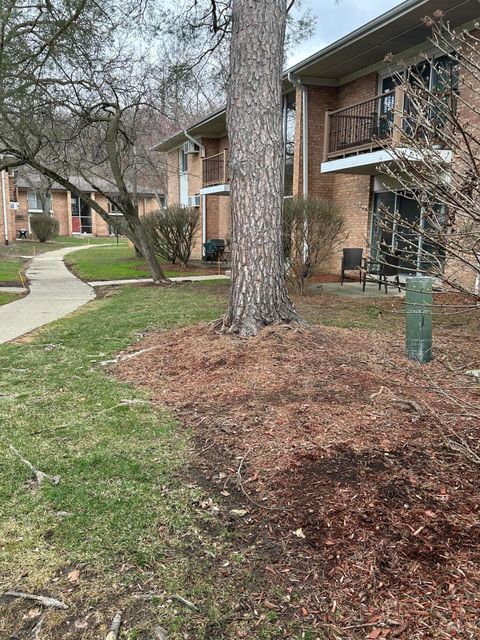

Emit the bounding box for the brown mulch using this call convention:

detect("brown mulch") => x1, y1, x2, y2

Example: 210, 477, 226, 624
115, 321, 480, 639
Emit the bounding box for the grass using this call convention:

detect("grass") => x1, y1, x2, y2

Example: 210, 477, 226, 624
0, 292, 21, 306
0, 284, 232, 635
0, 235, 124, 259
65, 244, 208, 281
0, 257, 25, 285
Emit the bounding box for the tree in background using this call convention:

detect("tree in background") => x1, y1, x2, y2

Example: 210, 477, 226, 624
144, 205, 199, 266
284, 197, 346, 294
378, 15, 480, 300
17, 168, 54, 217
0, 0, 179, 284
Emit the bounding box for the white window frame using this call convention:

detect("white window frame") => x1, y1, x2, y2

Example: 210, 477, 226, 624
27, 190, 52, 213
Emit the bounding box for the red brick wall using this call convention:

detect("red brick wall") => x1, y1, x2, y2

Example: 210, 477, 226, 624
0, 171, 17, 243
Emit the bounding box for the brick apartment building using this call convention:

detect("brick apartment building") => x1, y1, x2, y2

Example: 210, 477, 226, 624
0, 169, 17, 245
0, 171, 162, 244
155, 0, 479, 285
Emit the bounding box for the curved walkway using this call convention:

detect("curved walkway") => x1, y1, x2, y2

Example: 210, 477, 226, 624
0, 246, 95, 344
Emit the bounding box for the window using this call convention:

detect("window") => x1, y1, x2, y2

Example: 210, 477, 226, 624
180, 146, 188, 174
380, 53, 460, 136
27, 190, 51, 212
108, 200, 122, 214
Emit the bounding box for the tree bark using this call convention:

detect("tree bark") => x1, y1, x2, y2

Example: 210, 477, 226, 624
126, 205, 169, 284
224, 0, 301, 336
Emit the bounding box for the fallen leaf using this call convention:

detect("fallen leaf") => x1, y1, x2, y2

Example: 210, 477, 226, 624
367, 629, 382, 640
67, 569, 80, 583
229, 509, 248, 517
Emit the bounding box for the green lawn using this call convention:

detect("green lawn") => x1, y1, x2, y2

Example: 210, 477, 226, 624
0, 284, 237, 637
0, 257, 26, 285
65, 244, 208, 281
0, 235, 124, 259
0, 291, 21, 306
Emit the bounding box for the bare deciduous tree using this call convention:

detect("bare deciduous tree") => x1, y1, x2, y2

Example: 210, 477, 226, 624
284, 197, 346, 294
0, 0, 171, 283
377, 16, 480, 301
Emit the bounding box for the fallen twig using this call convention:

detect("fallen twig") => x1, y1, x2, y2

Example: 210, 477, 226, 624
445, 435, 480, 465
4, 591, 68, 610
105, 612, 122, 640
8, 445, 60, 486
235, 449, 291, 513
153, 625, 168, 640
169, 594, 198, 611
29, 613, 46, 639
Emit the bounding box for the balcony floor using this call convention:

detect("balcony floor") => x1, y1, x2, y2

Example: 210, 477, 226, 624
321, 147, 453, 175
200, 183, 230, 195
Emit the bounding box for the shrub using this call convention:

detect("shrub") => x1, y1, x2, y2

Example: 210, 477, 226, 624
144, 205, 199, 266
283, 196, 346, 293
30, 213, 59, 243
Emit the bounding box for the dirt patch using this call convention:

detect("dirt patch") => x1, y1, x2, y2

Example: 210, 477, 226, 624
115, 321, 480, 638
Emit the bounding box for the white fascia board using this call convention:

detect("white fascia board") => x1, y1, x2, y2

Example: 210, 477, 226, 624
321, 150, 393, 174
321, 148, 452, 174
200, 184, 230, 195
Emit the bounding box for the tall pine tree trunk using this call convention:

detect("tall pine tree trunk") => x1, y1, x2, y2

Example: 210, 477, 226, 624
223, 0, 300, 337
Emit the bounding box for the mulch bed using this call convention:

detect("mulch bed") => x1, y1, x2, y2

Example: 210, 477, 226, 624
115, 320, 480, 639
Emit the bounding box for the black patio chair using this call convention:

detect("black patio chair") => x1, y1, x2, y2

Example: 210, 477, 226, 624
362, 248, 401, 294
341, 248, 363, 285
203, 238, 225, 262
378, 249, 402, 295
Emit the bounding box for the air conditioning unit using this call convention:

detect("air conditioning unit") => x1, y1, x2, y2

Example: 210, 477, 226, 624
184, 140, 200, 154
9, 201, 19, 210
188, 194, 201, 208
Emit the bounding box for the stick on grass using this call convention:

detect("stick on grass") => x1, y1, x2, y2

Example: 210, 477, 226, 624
105, 612, 122, 640
8, 445, 60, 486
4, 591, 68, 610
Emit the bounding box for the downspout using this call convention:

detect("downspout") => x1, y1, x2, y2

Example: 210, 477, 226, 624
1, 170, 9, 245
201, 194, 207, 257
184, 130, 207, 257
287, 73, 309, 262
287, 72, 308, 197
184, 130, 205, 158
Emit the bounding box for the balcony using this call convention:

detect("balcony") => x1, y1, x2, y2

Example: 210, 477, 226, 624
324, 86, 406, 162
202, 150, 229, 188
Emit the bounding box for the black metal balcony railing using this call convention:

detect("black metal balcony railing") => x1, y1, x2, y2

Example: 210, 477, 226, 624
202, 150, 229, 187
325, 87, 405, 159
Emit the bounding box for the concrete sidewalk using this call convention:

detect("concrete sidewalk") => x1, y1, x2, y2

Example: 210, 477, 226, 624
87, 275, 230, 287
0, 247, 95, 344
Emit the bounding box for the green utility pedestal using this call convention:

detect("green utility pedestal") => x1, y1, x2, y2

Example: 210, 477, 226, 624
405, 276, 433, 363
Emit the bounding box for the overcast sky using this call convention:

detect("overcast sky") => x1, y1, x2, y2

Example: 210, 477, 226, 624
288, 0, 406, 66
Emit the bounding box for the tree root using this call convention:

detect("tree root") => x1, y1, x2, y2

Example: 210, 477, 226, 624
8, 445, 60, 486
29, 613, 46, 639
4, 591, 68, 609
105, 612, 122, 640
